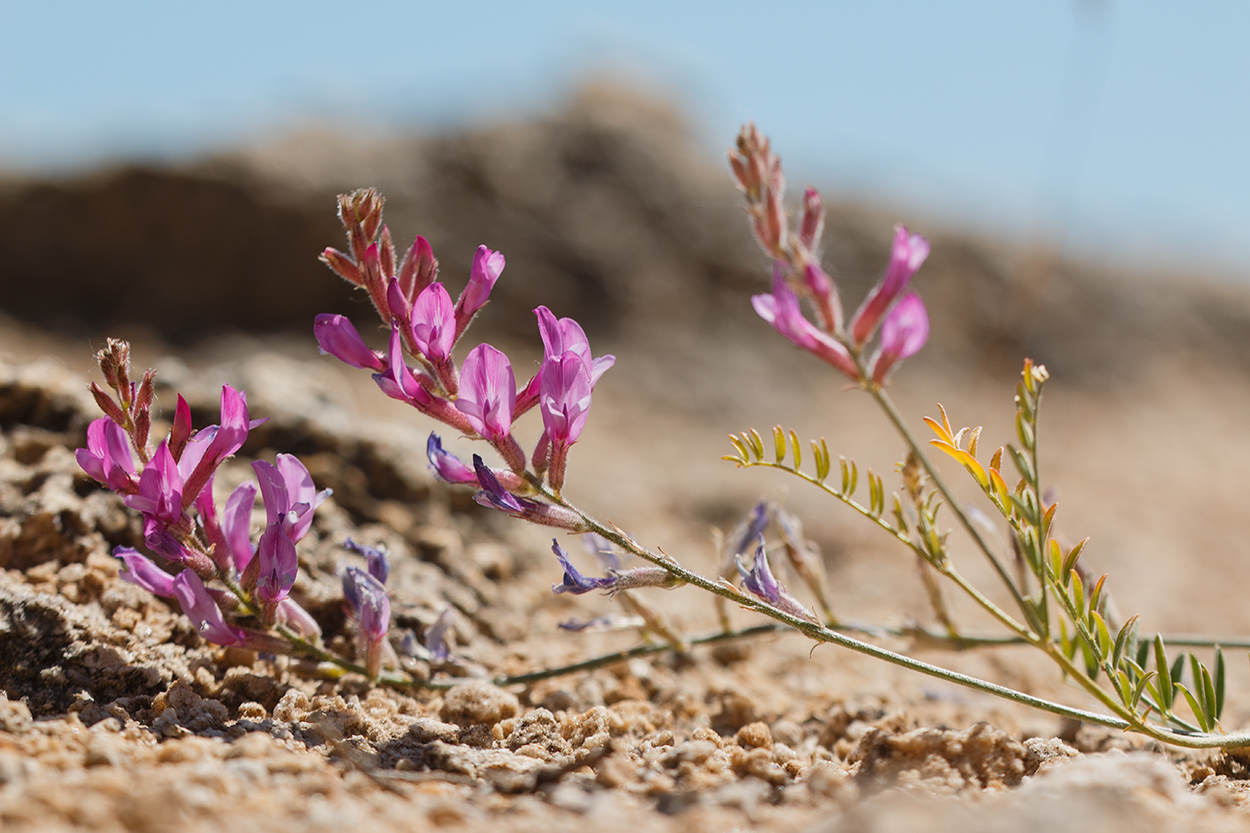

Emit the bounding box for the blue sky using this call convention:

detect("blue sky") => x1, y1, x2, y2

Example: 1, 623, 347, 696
2, 1, 1247, 275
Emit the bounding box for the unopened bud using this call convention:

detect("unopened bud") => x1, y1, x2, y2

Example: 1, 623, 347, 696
379, 224, 396, 281
798, 187, 824, 253
90, 382, 127, 426
320, 247, 363, 286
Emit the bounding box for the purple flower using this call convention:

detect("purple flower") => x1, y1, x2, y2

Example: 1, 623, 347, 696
341, 565, 390, 644
471, 455, 587, 530
114, 547, 175, 597
870, 290, 930, 384
315, 314, 383, 370
557, 615, 645, 633
171, 570, 246, 646
423, 607, 454, 662
728, 501, 770, 559
848, 225, 929, 345
455, 343, 516, 442
252, 454, 329, 544
344, 538, 390, 585
583, 532, 625, 571
374, 326, 433, 406
77, 417, 136, 492
426, 433, 478, 485
737, 538, 816, 621
221, 481, 258, 571
454, 245, 505, 339
180, 385, 254, 509
752, 266, 860, 380
411, 283, 457, 365
124, 440, 183, 525
551, 539, 615, 595
253, 524, 298, 606
142, 516, 194, 564
738, 537, 781, 603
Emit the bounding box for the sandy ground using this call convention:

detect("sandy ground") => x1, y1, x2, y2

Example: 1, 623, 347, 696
6, 87, 1250, 831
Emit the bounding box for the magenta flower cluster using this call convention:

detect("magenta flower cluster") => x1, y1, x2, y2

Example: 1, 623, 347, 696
76, 342, 332, 648
315, 189, 611, 512
730, 128, 931, 386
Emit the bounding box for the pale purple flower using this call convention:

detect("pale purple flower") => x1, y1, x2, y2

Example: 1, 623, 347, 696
276, 597, 321, 638
728, 501, 770, 559
423, 607, 454, 662
551, 540, 615, 595
124, 440, 183, 525
344, 538, 390, 585
738, 537, 781, 603
455, 343, 516, 442
171, 570, 247, 646
870, 290, 930, 384
454, 245, 505, 339
738, 538, 816, 621
114, 547, 175, 597
558, 615, 645, 633
253, 524, 299, 606
76, 417, 136, 492
848, 225, 929, 345
341, 565, 390, 644
583, 532, 625, 571
752, 266, 860, 380
314, 314, 383, 370
411, 282, 456, 364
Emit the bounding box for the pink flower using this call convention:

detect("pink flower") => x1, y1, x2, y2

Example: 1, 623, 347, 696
124, 440, 183, 525
518, 306, 614, 415
252, 454, 329, 544
534, 306, 615, 385
410, 283, 456, 365
454, 246, 505, 340
539, 351, 593, 492
171, 570, 246, 646
752, 267, 860, 381
179, 385, 254, 509
848, 226, 929, 345
114, 547, 175, 597
455, 344, 516, 442
76, 418, 136, 492
253, 523, 299, 606
221, 481, 258, 571
314, 314, 383, 370
540, 352, 593, 447
870, 290, 929, 384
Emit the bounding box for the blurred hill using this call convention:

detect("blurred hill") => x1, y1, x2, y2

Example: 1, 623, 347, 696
2, 83, 1249, 385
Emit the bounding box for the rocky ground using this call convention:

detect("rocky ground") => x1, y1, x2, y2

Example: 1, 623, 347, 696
5, 86, 1250, 831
